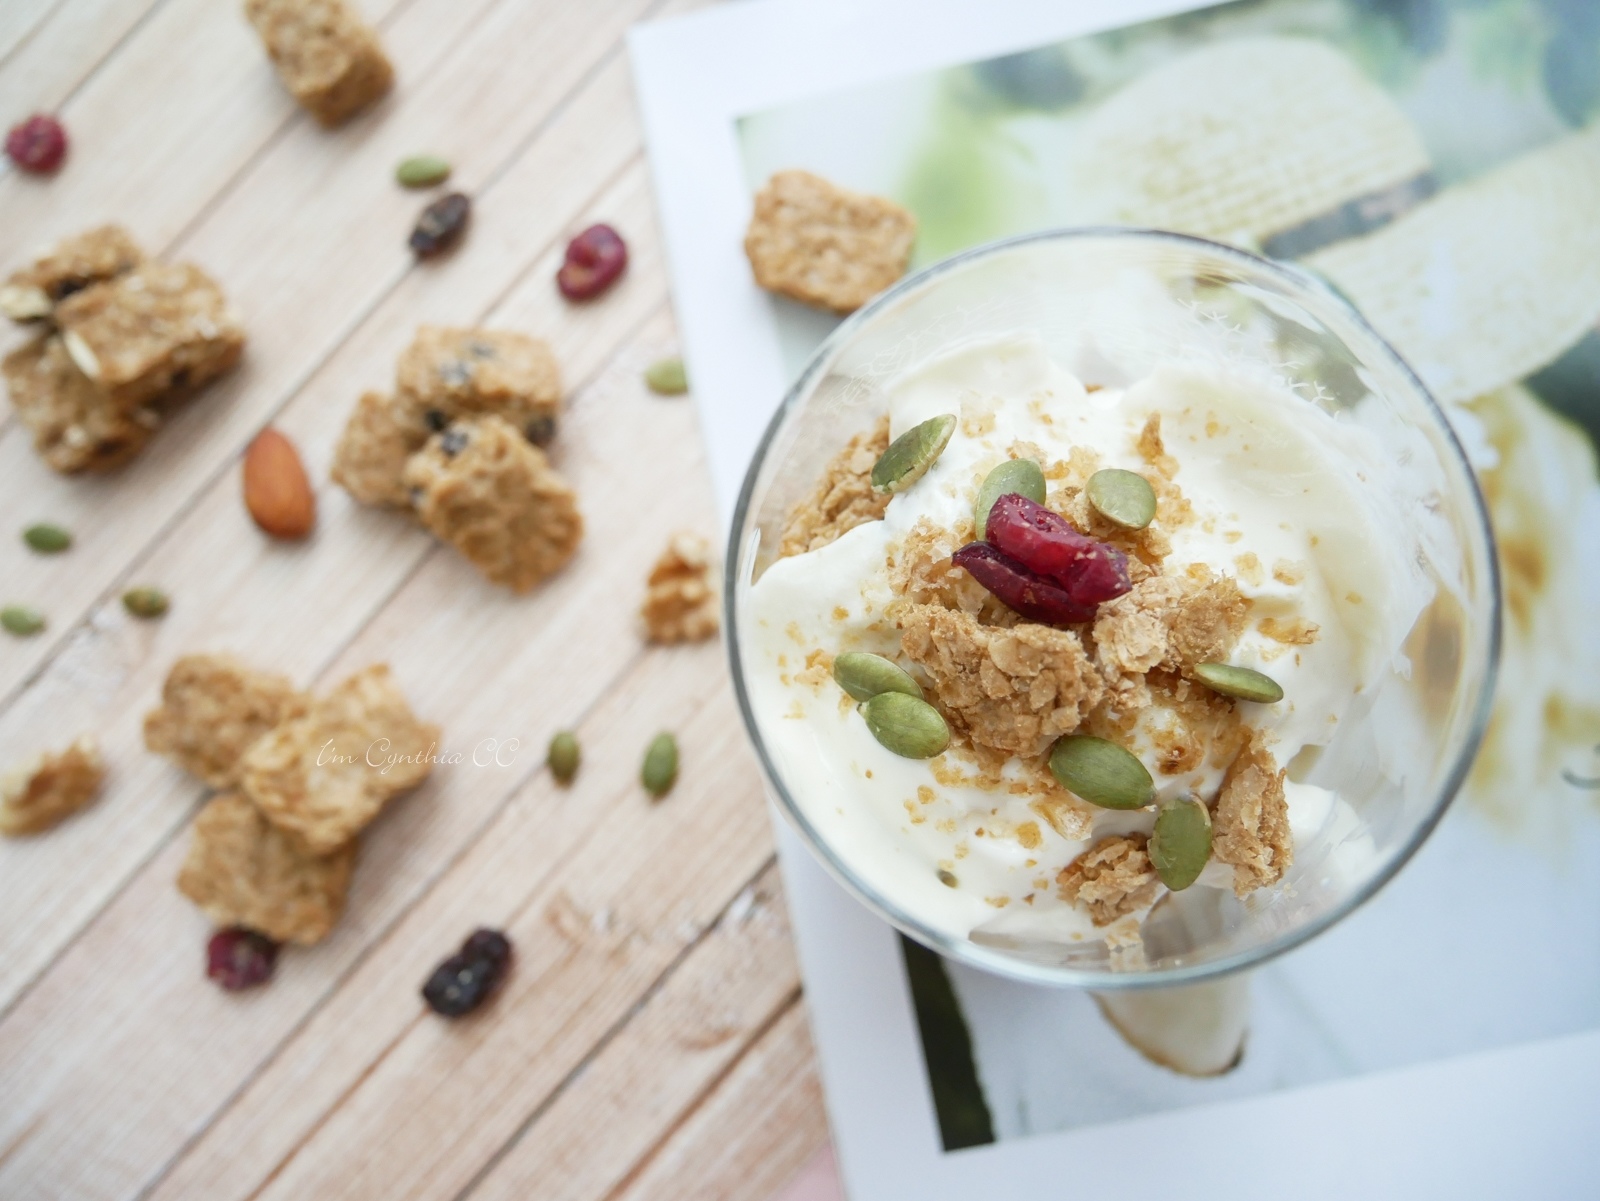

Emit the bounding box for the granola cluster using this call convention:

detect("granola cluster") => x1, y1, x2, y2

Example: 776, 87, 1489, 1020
640, 532, 720, 645
244, 0, 394, 127
1057, 834, 1162, 926
778, 416, 892, 557
0, 737, 106, 837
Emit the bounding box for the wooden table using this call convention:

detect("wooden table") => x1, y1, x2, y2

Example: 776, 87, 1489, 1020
0, 1, 836, 1196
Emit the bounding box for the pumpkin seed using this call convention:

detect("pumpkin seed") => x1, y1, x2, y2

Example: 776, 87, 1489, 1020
22, 523, 71, 553
396, 154, 451, 187
862, 692, 950, 759
548, 730, 580, 784
641, 732, 678, 798
1085, 468, 1157, 530
832, 652, 922, 703
1047, 735, 1154, 809
1193, 662, 1284, 704
644, 357, 687, 395
1149, 795, 1213, 891
1, 605, 45, 636
122, 587, 169, 618
870, 414, 956, 495
973, 458, 1046, 540
937, 869, 959, 889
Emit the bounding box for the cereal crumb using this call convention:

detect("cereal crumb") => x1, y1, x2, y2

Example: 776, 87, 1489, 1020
144, 654, 310, 789
642, 532, 719, 644
1259, 616, 1320, 645
0, 736, 104, 836
1058, 834, 1161, 926
779, 416, 891, 557
1212, 734, 1292, 895
1272, 560, 1306, 586
177, 791, 355, 944
744, 170, 916, 313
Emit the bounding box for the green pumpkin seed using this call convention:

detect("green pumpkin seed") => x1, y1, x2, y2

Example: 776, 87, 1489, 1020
1047, 735, 1154, 810
548, 730, 580, 784
870, 414, 956, 495
1149, 795, 1213, 891
832, 652, 922, 703
1, 605, 45, 636
937, 869, 959, 889
1085, 468, 1157, 530
1193, 662, 1284, 704
644, 356, 688, 395
22, 523, 71, 553
122, 587, 169, 618
642, 732, 678, 798
863, 692, 950, 759
396, 154, 452, 187
973, 458, 1046, 539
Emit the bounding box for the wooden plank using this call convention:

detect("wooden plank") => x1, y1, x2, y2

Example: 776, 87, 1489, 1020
607, 1000, 830, 1201
0, 0, 169, 120
0, 0, 665, 694
0, 131, 667, 1018
0, 0, 63, 68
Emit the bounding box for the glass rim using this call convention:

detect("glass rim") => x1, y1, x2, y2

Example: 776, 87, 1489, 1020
723, 225, 1503, 991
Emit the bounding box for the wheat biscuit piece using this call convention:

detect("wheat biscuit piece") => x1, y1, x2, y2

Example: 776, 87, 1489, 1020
1093, 567, 1249, 680
331, 390, 415, 507
0, 225, 146, 322
642, 532, 719, 644
1058, 834, 1162, 926
178, 791, 355, 944
244, 0, 394, 127
897, 603, 1105, 757
394, 326, 562, 446
0, 737, 105, 837
54, 261, 245, 412
144, 654, 310, 789
3, 335, 159, 473
1211, 733, 1292, 896
779, 416, 892, 557
745, 170, 917, 313
404, 414, 583, 592
239, 664, 439, 854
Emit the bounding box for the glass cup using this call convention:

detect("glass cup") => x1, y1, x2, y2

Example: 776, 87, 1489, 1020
726, 228, 1500, 990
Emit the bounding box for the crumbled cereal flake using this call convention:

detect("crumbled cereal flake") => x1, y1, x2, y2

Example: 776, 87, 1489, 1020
1092, 568, 1248, 681
1211, 734, 1292, 895
779, 416, 892, 557
0, 737, 104, 836
1259, 616, 1321, 645
1057, 834, 1161, 926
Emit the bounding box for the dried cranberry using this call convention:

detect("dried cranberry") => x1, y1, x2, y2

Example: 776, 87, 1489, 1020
6, 114, 67, 173
422, 927, 513, 1017
985, 493, 1131, 605
557, 224, 627, 300
410, 192, 471, 258
207, 927, 278, 991
952, 542, 1098, 626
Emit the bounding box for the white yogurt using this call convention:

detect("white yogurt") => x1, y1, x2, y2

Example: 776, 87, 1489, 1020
746, 334, 1424, 945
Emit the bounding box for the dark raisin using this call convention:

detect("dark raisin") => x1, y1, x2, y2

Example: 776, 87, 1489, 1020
207, 927, 278, 991
439, 428, 469, 456
951, 541, 1098, 626
409, 192, 471, 258
557, 223, 627, 301
424, 408, 448, 432
984, 492, 1131, 605
422, 927, 513, 1017
524, 415, 556, 446
50, 276, 88, 301
6, 114, 67, 173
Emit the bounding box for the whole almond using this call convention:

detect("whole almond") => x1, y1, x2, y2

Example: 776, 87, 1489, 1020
243, 429, 315, 539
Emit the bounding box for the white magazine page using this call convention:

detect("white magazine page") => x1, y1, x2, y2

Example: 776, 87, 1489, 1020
629, 1, 1600, 1196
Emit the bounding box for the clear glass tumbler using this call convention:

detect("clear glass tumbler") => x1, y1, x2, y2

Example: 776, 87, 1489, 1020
726, 228, 1500, 990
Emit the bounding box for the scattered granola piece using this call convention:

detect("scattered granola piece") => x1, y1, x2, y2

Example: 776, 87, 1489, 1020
897, 603, 1105, 756
2, 336, 158, 473
394, 326, 561, 447
54, 261, 245, 412
641, 532, 719, 644
239, 664, 438, 853
779, 416, 892, 557
244, 0, 395, 127
1259, 615, 1321, 645
331, 391, 415, 507
144, 654, 310, 790
1211, 734, 1292, 896
1092, 568, 1248, 680
404, 415, 583, 592
1057, 834, 1161, 926
178, 791, 356, 945
744, 170, 916, 313
1, 225, 144, 321
0, 736, 104, 836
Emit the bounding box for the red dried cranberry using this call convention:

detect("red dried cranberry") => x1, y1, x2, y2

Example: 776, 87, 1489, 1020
6, 114, 67, 173
985, 492, 1131, 605
557, 223, 627, 300
952, 542, 1098, 626
410, 192, 471, 258
422, 927, 513, 1017
207, 927, 278, 991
